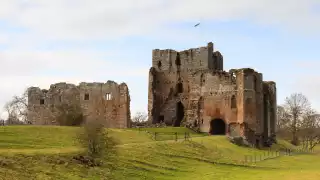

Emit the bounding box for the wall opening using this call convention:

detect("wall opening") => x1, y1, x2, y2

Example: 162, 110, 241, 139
157, 61, 162, 69
84, 93, 89, 100
104, 93, 112, 100
231, 95, 236, 109
176, 83, 183, 93
59, 96, 62, 102
40, 99, 44, 105
175, 53, 181, 66
200, 73, 205, 86
174, 101, 184, 127
158, 115, 164, 123
209, 118, 226, 135
254, 76, 257, 91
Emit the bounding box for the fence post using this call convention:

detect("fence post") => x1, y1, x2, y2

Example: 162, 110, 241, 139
154, 132, 157, 141
175, 132, 178, 141
184, 132, 186, 141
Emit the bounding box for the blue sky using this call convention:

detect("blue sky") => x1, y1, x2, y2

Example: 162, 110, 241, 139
0, 0, 320, 118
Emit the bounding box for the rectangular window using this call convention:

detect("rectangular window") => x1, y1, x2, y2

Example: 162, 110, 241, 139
84, 93, 89, 100
104, 93, 112, 100
40, 99, 44, 104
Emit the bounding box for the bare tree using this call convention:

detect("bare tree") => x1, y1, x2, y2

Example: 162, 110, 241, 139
131, 111, 148, 126
3, 89, 29, 124
276, 105, 291, 130
4, 100, 23, 125
283, 93, 311, 145
299, 110, 320, 150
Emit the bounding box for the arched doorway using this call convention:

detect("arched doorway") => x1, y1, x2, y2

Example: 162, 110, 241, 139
209, 118, 226, 135
174, 101, 184, 127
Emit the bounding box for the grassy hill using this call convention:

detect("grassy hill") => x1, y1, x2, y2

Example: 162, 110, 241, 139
0, 126, 319, 180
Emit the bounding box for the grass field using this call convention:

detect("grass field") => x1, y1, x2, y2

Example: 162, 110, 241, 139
0, 126, 319, 180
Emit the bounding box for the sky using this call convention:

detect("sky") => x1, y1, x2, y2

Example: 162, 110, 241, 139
0, 0, 320, 119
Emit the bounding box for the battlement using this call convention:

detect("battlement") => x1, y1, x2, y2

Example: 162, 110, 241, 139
78, 80, 119, 87
152, 42, 222, 71
152, 42, 213, 55
28, 81, 129, 103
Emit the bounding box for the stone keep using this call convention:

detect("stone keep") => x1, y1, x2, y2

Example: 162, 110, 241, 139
148, 42, 277, 146
27, 81, 131, 128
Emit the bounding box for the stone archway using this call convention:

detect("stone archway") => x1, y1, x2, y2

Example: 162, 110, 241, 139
209, 118, 226, 135
174, 101, 184, 127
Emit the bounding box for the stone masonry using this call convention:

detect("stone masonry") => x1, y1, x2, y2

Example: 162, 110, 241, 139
27, 81, 131, 128
148, 42, 277, 146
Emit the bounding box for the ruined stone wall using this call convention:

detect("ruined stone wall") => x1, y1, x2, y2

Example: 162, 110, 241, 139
189, 70, 237, 133
148, 42, 225, 124
28, 81, 131, 128
151, 42, 223, 72
28, 83, 80, 125
262, 81, 277, 139
148, 42, 277, 146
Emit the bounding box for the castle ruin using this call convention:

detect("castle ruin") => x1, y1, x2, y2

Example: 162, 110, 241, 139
148, 42, 277, 146
27, 81, 131, 128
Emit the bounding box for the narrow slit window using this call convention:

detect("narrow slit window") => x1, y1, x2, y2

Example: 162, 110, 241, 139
177, 83, 183, 93
84, 93, 89, 100
231, 95, 236, 109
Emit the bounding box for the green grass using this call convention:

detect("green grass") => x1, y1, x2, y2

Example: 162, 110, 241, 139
0, 126, 319, 180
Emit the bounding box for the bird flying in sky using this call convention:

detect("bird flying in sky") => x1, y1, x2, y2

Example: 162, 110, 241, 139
194, 23, 200, 27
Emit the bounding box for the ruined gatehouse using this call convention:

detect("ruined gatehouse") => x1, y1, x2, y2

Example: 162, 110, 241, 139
148, 42, 277, 145
27, 81, 131, 128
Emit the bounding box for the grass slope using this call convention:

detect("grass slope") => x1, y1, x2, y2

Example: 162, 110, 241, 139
0, 126, 319, 180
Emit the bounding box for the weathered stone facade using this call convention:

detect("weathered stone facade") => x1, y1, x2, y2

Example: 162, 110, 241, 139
28, 81, 131, 128
148, 42, 277, 145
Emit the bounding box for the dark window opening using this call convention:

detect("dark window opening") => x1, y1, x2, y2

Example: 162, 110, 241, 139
40, 99, 44, 105
174, 101, 184, 127
209, 118, 226, 135
157, 61, 162, 69
200, 74, 205, 86
59, 96, 62, 102
198, 96, 204, 110
159, 115, 164, 123
176, 83, 183, 93
84, 93, 89, 100
194, 120, 197, 127
201, 119, 204, 124
254, 76, 257, 91
231, 95, 237, 109
175, 53, 181, 66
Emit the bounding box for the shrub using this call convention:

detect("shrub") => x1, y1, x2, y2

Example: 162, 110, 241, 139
78, 120, 117, 160
55, 103, 84, 126
227, 136, 250, 147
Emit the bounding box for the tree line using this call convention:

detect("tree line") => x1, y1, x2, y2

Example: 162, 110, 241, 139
2, 89, 319, 151
277, 93, 320, 150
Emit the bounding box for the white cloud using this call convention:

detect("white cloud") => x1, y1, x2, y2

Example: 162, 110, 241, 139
0, 0, 319, 41
0, 0, 320, 118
